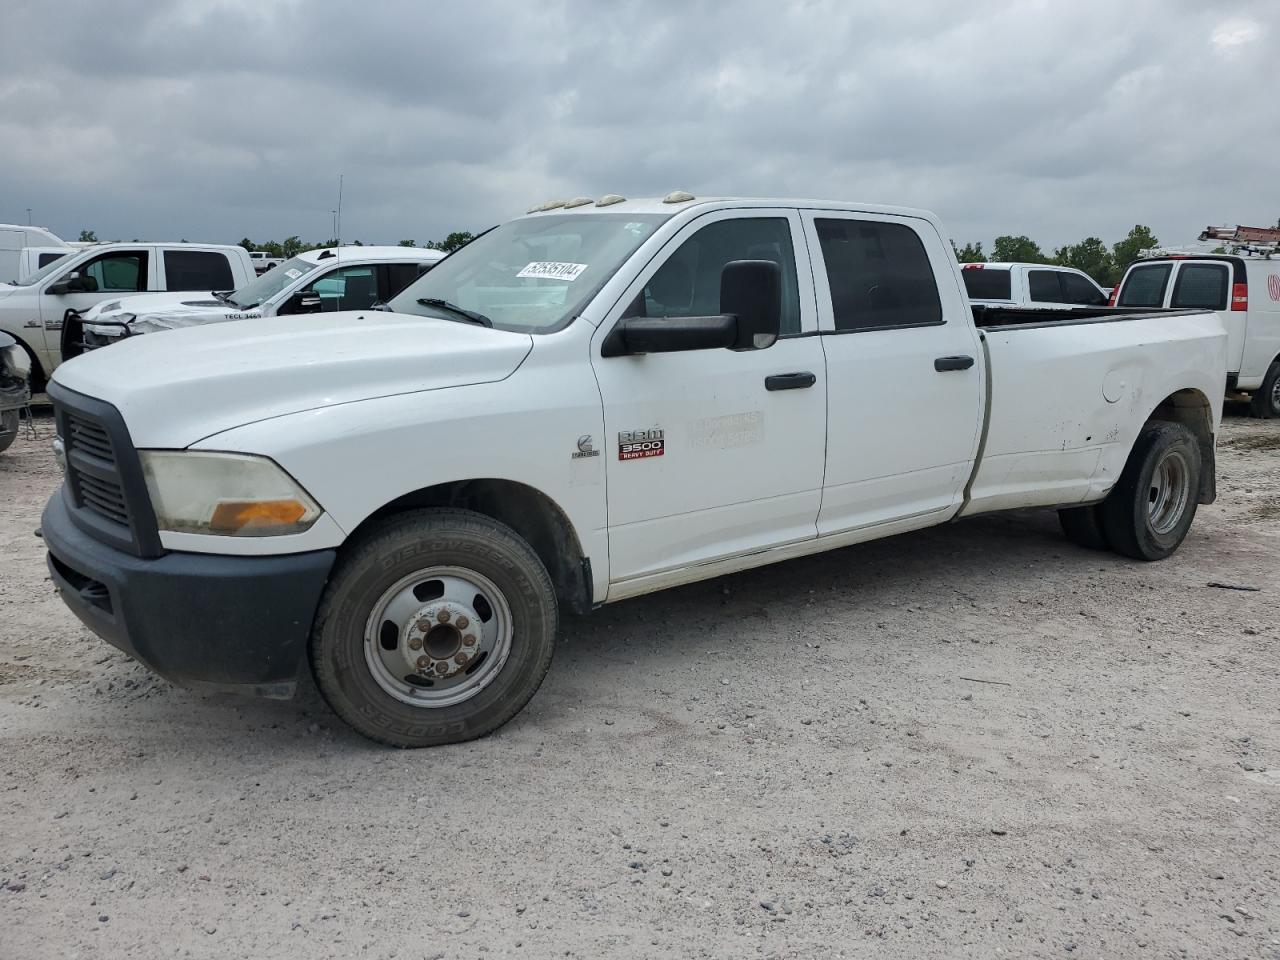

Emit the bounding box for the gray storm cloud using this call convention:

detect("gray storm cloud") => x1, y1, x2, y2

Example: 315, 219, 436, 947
1, 0, 1274, 248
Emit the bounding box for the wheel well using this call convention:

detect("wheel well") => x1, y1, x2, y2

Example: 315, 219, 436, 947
1147, 388, 1215, 504
351, 479, 593, 614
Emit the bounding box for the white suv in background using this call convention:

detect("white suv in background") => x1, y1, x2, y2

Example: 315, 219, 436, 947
962, 262, 1108, 310
0, 242, 255, 387
73, 246, 446, 356
1111, 253, 1280, 416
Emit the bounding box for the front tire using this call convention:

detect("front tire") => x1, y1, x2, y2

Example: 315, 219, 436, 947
1249, 361, 1280, 419
1100, 422, 1201, 561
310, 509, 558, 747
0, 410, 18, 454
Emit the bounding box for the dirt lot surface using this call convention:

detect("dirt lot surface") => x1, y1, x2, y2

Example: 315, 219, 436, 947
2, 408, 1278, 959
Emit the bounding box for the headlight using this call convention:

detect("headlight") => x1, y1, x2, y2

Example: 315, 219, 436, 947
3, 345, 31, 378
140, 451, 322, 537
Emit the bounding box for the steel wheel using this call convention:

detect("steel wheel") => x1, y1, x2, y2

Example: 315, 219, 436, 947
363, 565, 513, 708
1146, 449, 1191, 536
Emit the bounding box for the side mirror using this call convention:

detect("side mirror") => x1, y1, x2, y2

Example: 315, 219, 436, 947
48, 274, 99, 295
601, 259, 782, 357
288, 290, 323, 314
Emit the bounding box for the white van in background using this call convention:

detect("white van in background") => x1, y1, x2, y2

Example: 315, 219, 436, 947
1111, 252, 1280, 417
18, 247, 74, 281
0, 241, 255, 387
0, 225, 71, 284
962, 262, 1108, 309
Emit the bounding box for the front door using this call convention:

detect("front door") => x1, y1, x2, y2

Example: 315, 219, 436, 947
591, 209, 828, 586
801, 211, 984, 535
40, 249, 151, 371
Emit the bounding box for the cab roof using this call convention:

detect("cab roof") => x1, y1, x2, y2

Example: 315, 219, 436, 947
296, 245, 445, 264
519, 195, 943, 228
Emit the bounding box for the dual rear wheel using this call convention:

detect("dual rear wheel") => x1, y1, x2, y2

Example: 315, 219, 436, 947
1058, 421, 1201, 561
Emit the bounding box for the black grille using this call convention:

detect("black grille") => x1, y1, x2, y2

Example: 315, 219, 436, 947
50, 382, 163, 558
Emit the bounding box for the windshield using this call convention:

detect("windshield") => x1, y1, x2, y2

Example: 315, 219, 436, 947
387, 213, 670, 332
11, 253, 78, 287
229, 256, 321, 308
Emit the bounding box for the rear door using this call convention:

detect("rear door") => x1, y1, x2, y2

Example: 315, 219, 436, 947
802, 212, 984, 535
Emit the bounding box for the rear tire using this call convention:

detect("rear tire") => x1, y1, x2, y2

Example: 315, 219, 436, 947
0, 410, 18, 454
1249, 361, 1280, 419
310, 508, 558, 748
1058, 504, 1109, 550
1100, 422, 1201, 561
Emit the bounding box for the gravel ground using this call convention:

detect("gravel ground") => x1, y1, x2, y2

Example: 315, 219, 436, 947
2, 407, 1278, 959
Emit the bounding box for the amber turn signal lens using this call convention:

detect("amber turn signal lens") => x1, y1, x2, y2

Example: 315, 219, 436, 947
208, 499, 309, 534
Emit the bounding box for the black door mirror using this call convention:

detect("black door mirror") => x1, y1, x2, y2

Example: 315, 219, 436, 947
285, 290, 323, 314
601, 259, 783, 357
48, 274, 100, 295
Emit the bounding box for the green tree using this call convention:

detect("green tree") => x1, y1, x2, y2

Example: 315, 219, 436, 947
78, 229, 97, 242
953, 241, 986, 263
427, 231, 475, 254
281, 235, 304, 258
259, 240, 284, 258
398, 239, 417, 247
991, 235, 1049, 263
1111, 225, 1158, 274
238, 237, 255, 252
1053, 237, 1114, 284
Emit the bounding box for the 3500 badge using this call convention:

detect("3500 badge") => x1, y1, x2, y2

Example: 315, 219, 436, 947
618, 428, 664, 461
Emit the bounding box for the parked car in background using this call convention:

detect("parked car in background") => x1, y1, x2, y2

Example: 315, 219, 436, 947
18, 246, 75, 281
0, 331, 32, 454
73, 246, 445, 353
0, 242, 255, 388
1110, 252, 1280, 417
41, 194, 1226, 748
0, 224, 70, 284
962, 262, 1108, 309
248, 250, 285, 274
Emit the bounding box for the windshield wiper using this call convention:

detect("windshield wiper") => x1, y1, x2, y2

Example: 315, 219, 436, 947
212, 290, 241, 308
416, 298, 492, 327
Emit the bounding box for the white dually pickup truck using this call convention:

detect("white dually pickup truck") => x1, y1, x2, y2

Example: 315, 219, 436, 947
41, 195, 1227, 748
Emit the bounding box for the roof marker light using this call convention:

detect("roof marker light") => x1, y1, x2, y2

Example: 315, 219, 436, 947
563, 196, 593, 208
596, 194, 626, 207
526, 200, 567, 214
663, 190, 695, 204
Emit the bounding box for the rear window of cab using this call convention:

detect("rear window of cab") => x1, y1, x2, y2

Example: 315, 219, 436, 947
961, 267, 1012, 300
1117, 263, 1172, 308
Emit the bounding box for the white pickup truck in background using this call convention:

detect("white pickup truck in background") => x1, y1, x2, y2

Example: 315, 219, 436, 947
0, 241, 255, 387
41, 195, 1226, 748
70, 246, 446, 355
962, 261, 1109, 309
248, 251, 285, 274
1111, 250, 1280, 417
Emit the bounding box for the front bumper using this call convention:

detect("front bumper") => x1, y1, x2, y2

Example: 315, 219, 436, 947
42, 491, 335, 697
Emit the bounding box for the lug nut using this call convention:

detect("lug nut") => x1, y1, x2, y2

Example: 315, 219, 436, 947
456, 615, 470, 630
436, 609, 451, 623
416, 655, 431, 669
408, 638, 423, 651
463, 635, 476, 647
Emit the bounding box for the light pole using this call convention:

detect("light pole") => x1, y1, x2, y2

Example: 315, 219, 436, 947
26, 208, 31, 225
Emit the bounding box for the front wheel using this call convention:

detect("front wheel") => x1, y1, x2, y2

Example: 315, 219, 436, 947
1100, 422, 1201, 561
310, 509, 558, 747
1249, 361, 1280, 419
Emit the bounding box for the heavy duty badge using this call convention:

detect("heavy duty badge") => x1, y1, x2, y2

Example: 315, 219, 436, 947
618, 428, 664, 460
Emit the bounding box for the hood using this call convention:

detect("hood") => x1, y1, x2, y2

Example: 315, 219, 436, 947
82, 291, 236, 331
53, 311, 534, 447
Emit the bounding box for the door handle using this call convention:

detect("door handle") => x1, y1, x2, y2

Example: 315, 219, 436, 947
934, 355, 975, 372
765, 372, 817, 391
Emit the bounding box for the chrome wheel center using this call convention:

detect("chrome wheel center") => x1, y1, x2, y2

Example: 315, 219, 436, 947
364, 566, 513, 708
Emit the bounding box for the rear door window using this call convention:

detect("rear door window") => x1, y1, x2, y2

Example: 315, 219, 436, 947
1170, 263, 1229, 310
961, 267, 1012, 300
815, 219, 942, 330
1028, 270, 1064, 303
1060, 272, 1106, 306
383, 262, 426, 300
1118, 264, 1172, 308
164, 250, 235, 291
308, 265, 380, 312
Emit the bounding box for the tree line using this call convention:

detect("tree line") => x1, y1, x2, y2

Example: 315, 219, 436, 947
952, 225, 1160, 287
235, 232, 476, 259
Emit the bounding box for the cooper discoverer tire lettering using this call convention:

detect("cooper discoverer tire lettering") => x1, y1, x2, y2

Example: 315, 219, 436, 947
310, 508, 558, 748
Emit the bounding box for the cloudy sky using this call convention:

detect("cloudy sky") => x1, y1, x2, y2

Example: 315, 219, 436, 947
2, 0, 1275, 251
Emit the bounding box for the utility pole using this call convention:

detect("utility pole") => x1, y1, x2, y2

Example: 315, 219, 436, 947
26, 208, 31, 225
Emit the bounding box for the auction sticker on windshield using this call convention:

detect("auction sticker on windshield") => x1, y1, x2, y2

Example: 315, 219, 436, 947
517, 262, 588, 281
